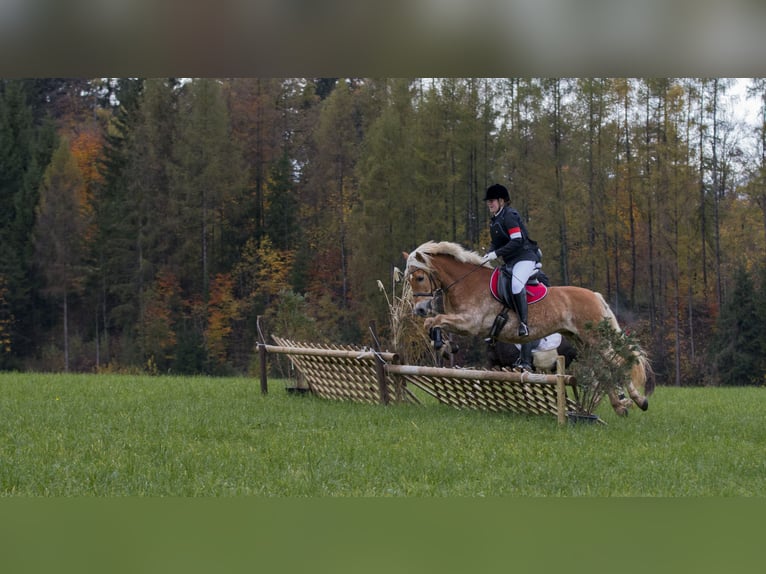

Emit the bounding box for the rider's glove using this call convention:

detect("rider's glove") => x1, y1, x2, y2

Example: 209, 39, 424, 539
480, 251, 498, 264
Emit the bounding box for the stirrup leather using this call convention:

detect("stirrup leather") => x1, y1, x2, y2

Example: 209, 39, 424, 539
485, 310, 508, 345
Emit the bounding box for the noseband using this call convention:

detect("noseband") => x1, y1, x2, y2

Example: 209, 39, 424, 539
409, 269, 446, 313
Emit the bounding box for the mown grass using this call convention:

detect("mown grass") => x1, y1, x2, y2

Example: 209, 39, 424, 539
0, 372, 764, 496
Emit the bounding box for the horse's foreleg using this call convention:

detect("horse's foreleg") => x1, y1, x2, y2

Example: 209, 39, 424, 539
624, 382, 649, 411
623, 360, 649, 411
423, 313, 486, 337
607, 389, 631, 417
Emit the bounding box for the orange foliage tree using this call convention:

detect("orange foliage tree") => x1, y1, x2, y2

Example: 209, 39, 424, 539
139, 269, 181, 371
205, 272, 241, 368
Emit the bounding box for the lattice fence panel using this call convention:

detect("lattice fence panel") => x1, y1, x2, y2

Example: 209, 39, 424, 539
386, 365, 580, 420
398, 374, 579, 416
270, 337, 417, 405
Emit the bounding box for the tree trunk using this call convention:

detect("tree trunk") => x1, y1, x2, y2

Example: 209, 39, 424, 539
63, 291, 69, 372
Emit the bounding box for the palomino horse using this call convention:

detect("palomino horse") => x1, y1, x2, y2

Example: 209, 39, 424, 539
403, 241, 649, 416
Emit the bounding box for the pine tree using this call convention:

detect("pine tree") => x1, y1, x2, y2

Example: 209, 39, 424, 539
713, 265, 762, 385
0, 80, 57, 366
264, 153, 298, 251
352, 79, 418, 335
304, 79, 361, 340
93, 78, 144, 363
171, 78, 244, 299
169, 79, 245, 371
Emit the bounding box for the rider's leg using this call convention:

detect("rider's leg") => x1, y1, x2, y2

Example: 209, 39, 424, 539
510, 260, 536, 337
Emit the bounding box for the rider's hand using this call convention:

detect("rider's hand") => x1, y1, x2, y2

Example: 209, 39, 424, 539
480, 251, 498, 264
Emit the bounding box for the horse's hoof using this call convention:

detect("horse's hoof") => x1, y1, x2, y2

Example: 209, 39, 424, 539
639, 398, 649, 411
615, 406, 629, 417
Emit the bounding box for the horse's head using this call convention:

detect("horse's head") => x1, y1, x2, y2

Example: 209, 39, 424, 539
402, 248, 438, 317
403, 241, 484, 317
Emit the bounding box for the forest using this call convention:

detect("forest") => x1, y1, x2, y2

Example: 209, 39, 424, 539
1, 77, 765, 387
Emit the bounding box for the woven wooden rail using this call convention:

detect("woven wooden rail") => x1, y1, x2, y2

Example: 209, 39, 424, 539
259, 337, 582, 424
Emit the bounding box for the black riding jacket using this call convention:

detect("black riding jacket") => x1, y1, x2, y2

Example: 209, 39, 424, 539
489, 206, 540, 265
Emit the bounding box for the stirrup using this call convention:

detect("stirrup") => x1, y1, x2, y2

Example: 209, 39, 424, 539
518, 322, 529, 337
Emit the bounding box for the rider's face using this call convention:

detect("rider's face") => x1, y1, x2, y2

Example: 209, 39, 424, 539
486, 199, 501, 215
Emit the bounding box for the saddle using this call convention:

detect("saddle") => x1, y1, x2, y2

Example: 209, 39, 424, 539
489, 267, 548, 307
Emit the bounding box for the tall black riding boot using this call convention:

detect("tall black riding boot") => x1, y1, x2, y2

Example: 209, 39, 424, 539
512, 292, 529, 337
484, 311, 508, 345
514, 342, 534, 372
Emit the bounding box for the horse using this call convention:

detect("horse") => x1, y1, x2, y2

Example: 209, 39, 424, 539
403, 240, 649, 416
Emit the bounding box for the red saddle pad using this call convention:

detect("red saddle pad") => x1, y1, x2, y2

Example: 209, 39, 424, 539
490, 268, 548, 304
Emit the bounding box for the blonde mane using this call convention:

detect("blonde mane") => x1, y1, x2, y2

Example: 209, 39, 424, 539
406, 241, 483, 272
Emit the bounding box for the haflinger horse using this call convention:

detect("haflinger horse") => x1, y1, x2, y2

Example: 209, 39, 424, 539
403, 240, 649, 416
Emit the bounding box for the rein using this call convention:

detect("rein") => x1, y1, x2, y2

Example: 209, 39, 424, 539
410, 262, 487, 303
442, 263, 487, 292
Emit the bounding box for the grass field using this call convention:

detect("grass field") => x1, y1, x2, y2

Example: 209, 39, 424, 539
0, 372, 764, 496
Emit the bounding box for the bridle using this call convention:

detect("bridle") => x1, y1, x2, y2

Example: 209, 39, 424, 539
407, 259, 487, 313
408, 268, 446, 313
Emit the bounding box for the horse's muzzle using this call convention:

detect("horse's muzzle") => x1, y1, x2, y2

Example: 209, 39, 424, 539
413, 300, 432, 317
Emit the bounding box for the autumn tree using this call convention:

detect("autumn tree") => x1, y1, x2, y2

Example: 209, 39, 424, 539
138, 268, 180, 372
234, 236, 294, 319
205, 273, 240, 372
746, 78, 766, 258
225, 78, 284, 246
33, 138, 92, 371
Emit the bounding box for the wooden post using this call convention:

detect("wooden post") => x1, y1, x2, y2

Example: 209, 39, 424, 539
556, 355, 566, 425
259, 343, 268, 395
369, 321, 390, 405
256, 315, 268, 395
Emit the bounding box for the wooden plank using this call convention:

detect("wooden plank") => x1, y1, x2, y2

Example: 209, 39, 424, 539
387, 364, 575, 386
259, 342, 268, 395
555, 355, 566, 425
259, 343, 398, 363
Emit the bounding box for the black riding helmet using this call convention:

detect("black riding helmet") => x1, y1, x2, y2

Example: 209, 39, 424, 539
484, 183, 510, 201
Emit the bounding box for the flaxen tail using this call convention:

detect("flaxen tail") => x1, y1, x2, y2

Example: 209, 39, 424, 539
595, 292, 652, 398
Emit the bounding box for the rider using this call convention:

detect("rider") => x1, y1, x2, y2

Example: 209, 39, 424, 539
480, 183, 541, 371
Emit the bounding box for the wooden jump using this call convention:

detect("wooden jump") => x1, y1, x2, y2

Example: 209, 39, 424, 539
257, 336, 583, 425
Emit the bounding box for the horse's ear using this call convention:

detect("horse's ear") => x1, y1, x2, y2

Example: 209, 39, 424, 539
402, 251, 409, 260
